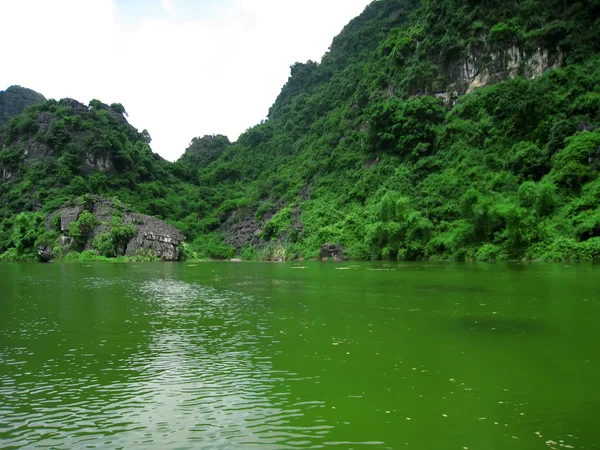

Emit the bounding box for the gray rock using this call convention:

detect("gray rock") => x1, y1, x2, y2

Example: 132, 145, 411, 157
46, 206, 83, 233
58, 236, 73, 249
320, 243, 345, 261
222, 202, 304, 257
0, 85, 46, 129
37, 245, 53, 262
124, 214, 183, 260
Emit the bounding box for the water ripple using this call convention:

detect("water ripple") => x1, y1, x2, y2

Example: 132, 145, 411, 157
0, 275, 334, 449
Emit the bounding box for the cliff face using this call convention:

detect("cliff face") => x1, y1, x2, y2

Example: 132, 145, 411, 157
438, 46, 563, 104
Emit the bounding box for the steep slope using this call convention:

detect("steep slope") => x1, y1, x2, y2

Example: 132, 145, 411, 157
181, 0, 600, 261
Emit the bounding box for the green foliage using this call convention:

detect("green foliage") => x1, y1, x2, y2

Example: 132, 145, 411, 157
188, 234, 234, 260
368, 96, 446, 158
257, 241, 296, 261
11, 212, 43, 253
69, 211, 98, 248
551, 130, 600, 190
262, 207, 292, 241
240, 245, 259, 260
488, 20, 523, 49
92, 233, 117, 257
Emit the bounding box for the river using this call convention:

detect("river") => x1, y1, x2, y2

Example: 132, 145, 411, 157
0, 262, 598, 449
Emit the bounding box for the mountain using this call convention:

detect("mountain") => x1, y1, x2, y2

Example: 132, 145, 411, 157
1, 0, 600, 262
0, 97, 199, 260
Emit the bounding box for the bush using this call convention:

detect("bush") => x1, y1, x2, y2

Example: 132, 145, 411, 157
262, 207, 293, 241
92, 233, 116, 257
189, 234, 234, 260
69, 211, 99, 248
475, 244, 507, 262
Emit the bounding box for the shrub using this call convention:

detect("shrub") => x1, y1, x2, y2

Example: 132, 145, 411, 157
189, 234, 234, 260
69, 211, 99, 248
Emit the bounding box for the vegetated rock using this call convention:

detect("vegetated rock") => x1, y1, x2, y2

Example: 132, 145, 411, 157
0, 85, 46, 129
46, 196, 184, 261
222, 202, 305, 257
5, 98, 134, 175
178, 134, 230, 168
320, 243, 345, 261
55, 206, 84, 232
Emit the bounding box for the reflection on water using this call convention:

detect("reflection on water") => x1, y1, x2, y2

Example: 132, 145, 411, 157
0, 262, 599, 449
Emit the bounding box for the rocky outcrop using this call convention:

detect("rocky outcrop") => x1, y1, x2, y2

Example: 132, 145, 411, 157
124, 214, 183, 260
320, 243, 345, 261
223, 203, 304, 254
437, 46, 563, 105
46, 196, 184, 261
54, 205, 84, 232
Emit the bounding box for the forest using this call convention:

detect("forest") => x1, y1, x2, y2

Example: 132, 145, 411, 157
1, 0, 599, 262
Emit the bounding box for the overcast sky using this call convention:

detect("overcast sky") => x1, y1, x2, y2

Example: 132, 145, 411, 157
0, 0, 371, 161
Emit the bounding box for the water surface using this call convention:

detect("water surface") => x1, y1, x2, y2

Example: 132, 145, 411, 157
0, 262, 598, 449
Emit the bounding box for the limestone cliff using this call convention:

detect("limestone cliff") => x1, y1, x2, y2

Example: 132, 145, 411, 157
438, 46, 563, 105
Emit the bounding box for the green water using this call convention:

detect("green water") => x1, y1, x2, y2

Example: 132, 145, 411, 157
0, 262, 598, 449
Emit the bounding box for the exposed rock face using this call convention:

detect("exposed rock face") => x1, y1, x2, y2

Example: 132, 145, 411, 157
222, 203, 304, 254
124, 214, 183, 260
320, 244, 345, 261
437, 46, 563, 105
46, 196, 184, 261
56, 206, 84, 232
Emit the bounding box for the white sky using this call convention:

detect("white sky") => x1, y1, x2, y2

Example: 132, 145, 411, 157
0, 0, 371, 161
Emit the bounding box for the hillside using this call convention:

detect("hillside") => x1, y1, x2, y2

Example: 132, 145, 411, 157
1, 0, 600, 262
0, 98, 199, 260
180, 0, 600, 262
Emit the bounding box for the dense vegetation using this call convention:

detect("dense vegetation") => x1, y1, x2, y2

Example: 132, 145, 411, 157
1, 0, 600, 262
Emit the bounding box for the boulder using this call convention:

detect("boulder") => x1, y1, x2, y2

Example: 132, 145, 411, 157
37, 245, 53, 262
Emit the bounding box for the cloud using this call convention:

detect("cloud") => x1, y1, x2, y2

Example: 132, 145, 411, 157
161, 0, 175, 15
0, 0, 371, 161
